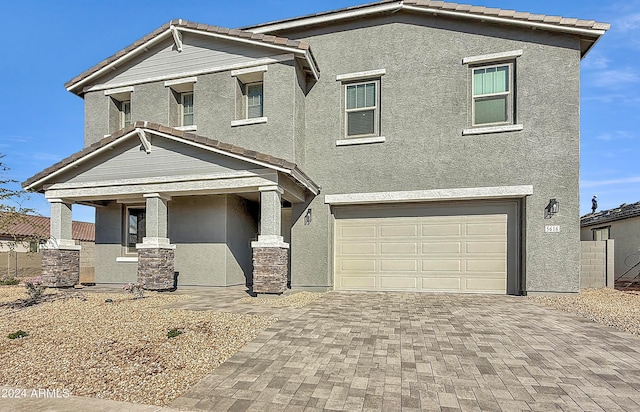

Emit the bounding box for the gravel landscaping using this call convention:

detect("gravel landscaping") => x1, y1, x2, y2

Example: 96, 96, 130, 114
530, 288, 640, 335
0, 286, 275, 406
237, 291, 325, 308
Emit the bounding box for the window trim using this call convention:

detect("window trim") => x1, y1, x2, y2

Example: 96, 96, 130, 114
343, 79, 380, 139
471, 62, 513, 127
591, 226, 611, 241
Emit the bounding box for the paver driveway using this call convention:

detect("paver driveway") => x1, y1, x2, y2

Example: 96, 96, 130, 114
171, 292, 640, 411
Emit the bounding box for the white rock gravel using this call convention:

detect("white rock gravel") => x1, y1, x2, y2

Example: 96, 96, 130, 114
237, 291, 325, 308
530, 288, 640, 335
0, 286, 275, 406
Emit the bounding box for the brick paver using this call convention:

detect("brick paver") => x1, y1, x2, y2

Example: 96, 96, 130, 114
171, 292, 640, 411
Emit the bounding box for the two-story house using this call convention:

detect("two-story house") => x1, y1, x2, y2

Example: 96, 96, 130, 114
23, 0, 608, 295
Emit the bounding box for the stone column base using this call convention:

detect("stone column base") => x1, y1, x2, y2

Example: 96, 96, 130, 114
252, 247, 288, 294
41, 248, 80, 287
137, 248, 175, 290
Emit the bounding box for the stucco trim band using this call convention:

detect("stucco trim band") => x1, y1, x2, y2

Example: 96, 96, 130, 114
104, 86, 134, 96
324, 185, 534, 205
164, 77, 198, 87
336, 136, 386, 146
462, 124, 524, 136
462, 50, 523, 65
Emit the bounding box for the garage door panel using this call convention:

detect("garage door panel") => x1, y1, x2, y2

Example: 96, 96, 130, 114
466, 259, 506, 272
339, 259, 376, 272
380, 242, 418, 255
421, 259, 462, 272
466, 241, 506, 254
380, 224, 418, 237
422, 277, 462, 291
422, 242, 462, 254
340, 276, 376, 289
380, 276, 417, 289
465, 277, 506, 292
380, 259, 418, 272
335, 210, 508, 294
421, 224, 462, 236
340, 242, 377, 255
340, 225, 377, 238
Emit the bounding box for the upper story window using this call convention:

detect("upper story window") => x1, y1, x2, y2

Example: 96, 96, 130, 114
345, 81, 378, 138
181, 92, 194, 126
472, 64, 511, 126
104, 86, 134, 134
246, 83, 263, 119
231, 66, 268, 127
165, 77, 197, 131
121, 100, 132, 128
462, 50, 523, 136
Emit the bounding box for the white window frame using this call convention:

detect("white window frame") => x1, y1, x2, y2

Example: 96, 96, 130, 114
471, 62, 514, 127
120, 100, 131, 128
344, 79, 380, 139
245, 82, 264, 119
181, 92, 194, 126
125, 205, 146, 254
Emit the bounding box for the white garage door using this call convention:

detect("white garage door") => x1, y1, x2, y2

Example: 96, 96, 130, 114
335, 213, 507, 293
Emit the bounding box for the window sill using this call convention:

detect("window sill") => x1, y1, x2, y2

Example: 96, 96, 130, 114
116, 256, 138, 263
231, 117, 267, 127
462, 124, 523, 136
175, 125, 197, 132
336, 136, 386, 146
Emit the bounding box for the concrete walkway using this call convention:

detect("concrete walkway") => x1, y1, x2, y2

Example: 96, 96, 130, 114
169, 292, 640, 411
4, 288, 640, 411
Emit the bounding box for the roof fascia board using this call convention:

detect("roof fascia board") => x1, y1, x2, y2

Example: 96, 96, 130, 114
85, 54, 293, 93
24, 129, 140, 191
402, 5, 607, 38
250, 3, 605, 39
249, 2, 403, 34
178, 27, 320, 80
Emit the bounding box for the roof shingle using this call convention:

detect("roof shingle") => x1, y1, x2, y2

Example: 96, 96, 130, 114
0, 213, 95, 242
581, 201, 640, 227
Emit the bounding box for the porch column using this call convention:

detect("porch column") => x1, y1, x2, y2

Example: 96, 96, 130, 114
251, 186, 289, 294
41, 199, 80, 287
137, 193, 175, 290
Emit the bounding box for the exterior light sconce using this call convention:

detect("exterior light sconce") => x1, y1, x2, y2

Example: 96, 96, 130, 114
544, 198, 559, 219
304, 208, 312, 225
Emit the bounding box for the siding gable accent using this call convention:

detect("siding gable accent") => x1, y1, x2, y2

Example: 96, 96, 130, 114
23, 122, 319, 196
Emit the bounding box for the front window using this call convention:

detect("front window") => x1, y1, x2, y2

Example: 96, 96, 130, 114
246, 83, 263, 119
126, 207, 146, 253
472, 64, 512, 126
121, 100, 131, 128
345, 81, 378, 137
181, 92, 194, 126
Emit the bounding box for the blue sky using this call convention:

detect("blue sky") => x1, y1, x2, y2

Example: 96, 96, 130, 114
1, 0, 638, 223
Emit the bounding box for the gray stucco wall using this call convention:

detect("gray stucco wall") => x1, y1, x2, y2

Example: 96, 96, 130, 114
94, 195, 258, 287
281, 14, 582, 292
582, 218, 640, 280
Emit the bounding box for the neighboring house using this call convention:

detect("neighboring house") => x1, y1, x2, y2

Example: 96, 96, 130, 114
581, 202, 640, 281
0, 213, 95, 280
23, 0, 609, 295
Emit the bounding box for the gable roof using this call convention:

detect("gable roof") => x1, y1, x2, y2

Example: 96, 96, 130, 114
244, 0, 609, 57
0, 213, 95, 242
22, 122, 319, 195
65, 20, 319, 96
581, 201, 640, 227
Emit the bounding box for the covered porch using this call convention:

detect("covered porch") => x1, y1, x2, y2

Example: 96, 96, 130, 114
23, 122, 319, 293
